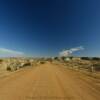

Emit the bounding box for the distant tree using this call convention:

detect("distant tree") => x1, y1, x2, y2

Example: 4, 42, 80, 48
54, 57, 59, 60
61, 56, 66, 60
81, 57, 90, 60
92, 57, 100, 60
69, 56, 73, 59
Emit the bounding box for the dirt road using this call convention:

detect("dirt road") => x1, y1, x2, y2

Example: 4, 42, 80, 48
0, 62, 100, 100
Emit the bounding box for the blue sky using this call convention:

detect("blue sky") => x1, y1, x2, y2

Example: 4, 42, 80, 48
0, 0, 100, 57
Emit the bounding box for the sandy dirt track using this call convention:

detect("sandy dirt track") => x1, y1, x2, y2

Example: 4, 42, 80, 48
0, 62, 100, 100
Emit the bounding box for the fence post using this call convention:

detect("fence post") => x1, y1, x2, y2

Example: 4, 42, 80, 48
91, 64, 95, 73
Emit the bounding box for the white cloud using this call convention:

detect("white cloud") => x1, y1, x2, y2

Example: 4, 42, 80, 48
0, 48, 24, 57
59, 46, 84, 57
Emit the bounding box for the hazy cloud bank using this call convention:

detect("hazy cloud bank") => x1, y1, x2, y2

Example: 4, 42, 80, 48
59, 46, 84, 57
0, 48, 24, 57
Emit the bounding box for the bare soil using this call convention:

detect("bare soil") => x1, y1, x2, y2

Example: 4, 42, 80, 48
0, 62, 100, 100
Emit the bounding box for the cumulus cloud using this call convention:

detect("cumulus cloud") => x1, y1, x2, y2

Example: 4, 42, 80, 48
59, 46, 84, 57
0, 48, 24, 57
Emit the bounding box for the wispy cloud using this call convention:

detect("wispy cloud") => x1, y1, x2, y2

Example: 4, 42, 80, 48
59, 46, 84, 57
0, 48, 24, 57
